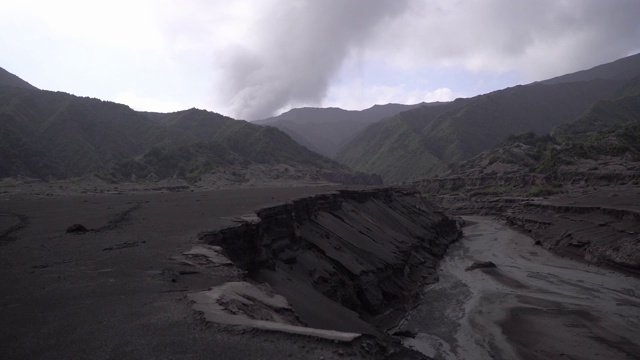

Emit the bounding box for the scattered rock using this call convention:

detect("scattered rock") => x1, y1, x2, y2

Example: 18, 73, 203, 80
568, 239, 590, 248
102, 240, 143, 251
278, 249, 297, 264
392, 329, 417, 338
465, 260, 497, 271
0, 212, 29, 243
66, 224, 89, 233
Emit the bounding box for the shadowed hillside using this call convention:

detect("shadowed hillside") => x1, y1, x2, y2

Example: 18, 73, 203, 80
0, 70, 381, 186
255, 103, 427, 158
0, 86, 165, 178
108, 109, 370, 184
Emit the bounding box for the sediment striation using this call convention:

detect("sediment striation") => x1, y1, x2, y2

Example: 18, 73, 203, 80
197, 188, 463, 333
421, 185, 640, 275
504, 200, 640, 273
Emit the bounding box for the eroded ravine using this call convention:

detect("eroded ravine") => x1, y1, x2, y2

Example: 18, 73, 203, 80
402, 216, 640, 360
187, 188, 463, 342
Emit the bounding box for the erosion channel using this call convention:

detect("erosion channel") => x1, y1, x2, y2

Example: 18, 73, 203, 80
187, 188, 463, 343
402, 216, 640, 360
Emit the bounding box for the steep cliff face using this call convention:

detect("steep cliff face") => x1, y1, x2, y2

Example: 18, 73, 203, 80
199, 188, 462, 331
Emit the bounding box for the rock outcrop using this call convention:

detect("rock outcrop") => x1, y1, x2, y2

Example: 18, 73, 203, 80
465, 260, 497, 271
66, 223, 89, 233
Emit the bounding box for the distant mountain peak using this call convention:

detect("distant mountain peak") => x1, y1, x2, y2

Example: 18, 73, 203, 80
0, 67, 38, 90
255, 102, 427, 158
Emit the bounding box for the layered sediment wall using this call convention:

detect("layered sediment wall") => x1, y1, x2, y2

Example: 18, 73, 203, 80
417, 171, 637, 196
504, 201, 640, 273
423, 189, 640, 274
416, 174, 549, 194
198, 188, 463, 330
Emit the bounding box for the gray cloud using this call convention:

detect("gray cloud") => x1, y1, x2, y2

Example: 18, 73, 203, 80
214, 0, 410, 120
5, 1, 638, 117
207, 0, 640, 120
374, 0, 640, 80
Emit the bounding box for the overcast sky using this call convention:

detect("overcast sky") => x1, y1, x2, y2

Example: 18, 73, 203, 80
1, 0, 639, 120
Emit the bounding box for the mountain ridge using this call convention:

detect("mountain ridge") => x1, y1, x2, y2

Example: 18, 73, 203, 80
417, 73, 640, 196
336, 53, 640, 184
255, 102, 428, 158
541, 53, 640, 85
0, 69, 381, 186
0, 66, 38, 90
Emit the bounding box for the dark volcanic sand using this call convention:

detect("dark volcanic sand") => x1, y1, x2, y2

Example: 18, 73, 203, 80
0, 186, 408, 360
402, 216, 640, 360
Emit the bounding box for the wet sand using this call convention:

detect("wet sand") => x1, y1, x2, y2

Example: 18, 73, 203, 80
403, 216, 640, 360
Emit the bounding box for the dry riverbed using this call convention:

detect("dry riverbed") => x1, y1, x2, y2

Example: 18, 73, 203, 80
402, 216, 640, 360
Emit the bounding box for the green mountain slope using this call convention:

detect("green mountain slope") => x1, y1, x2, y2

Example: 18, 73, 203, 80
0, 86, 166, 178
336, 101, 469, 183
421, 79, 621, 162
337, 53, 640, 184
419, 76, 640, 195
553, 75, 640, 138
0, 69, 381, 185
107, 110, 380, 184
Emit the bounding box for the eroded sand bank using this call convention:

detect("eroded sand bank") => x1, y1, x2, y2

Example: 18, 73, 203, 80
0, 186, 445, 359
403, 216, 640, 360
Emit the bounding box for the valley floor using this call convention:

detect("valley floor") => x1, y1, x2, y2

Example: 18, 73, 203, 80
2, 183, 639, 360
403, 216, 640, 360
